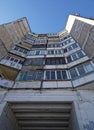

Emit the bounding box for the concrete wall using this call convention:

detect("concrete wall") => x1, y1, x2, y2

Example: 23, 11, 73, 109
0, 86, 94, 130
70, 19, 94, 59
0, 18, 31, 59
0, 102, 20, 130
69, 103, 80, 130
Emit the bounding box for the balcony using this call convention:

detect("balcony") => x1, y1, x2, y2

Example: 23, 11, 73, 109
0, 59, 22, 70
10, 49, 27, 58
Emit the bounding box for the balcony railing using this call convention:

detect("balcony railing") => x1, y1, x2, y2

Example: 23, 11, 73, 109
0, 78, 14, 88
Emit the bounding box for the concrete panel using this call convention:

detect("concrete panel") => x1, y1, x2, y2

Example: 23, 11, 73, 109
14, 81, 41, 89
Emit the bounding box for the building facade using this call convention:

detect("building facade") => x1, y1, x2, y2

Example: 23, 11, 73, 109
0, 15, 94, 130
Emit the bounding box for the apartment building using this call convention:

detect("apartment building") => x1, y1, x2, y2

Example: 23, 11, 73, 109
0, 14, 94, 130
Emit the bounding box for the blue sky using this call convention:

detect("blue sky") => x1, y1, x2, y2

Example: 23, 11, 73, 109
0, 0, 94, 33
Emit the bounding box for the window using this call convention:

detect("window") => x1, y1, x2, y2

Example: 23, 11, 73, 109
46, 58, 66, 65
77, 51, 85, 58
47, 44, 55, 48
62, 70, 67, 79
45, 71, 50, 80
24, 59, 31, 65
84, 62, 94, 73
57, 71, 62, 80
63, 38, 74, 46
16, 72, 27, 80
17, 71, 44, 81
36, 50, 40, 55
56, 70, 67, 80
19, 48, 23, 52
28, 51, 35, 56
55, 44, 62, 47
72, 43, 78, 49
45, 70, 68, 80
35, 71, 44, 80
32, 44, 46, 49
70, 38, 75, 43
55, 50, 62, 55
14, 46, 19, 51
67, 46, 73, 51
70, 62, 94, 80
72, 54, 78, 60
6, 56, 10, 60
60, 35, 71, 41
27, 71, 35, 80
64, 43, 79, 54
67, 51, 85, 63
47, 50, 54, 55
67, 56, 72, 63
64, 48, 67, 53
14, 59, 18, 62
40, 50, 46, 55
51, 71, 55, 80
77, 65, 85, 75
10, 57, 14, 61
19, 60, 24, 65
17, 70, 69, 81
23, 50, 28, 54
70, 68, 78, 79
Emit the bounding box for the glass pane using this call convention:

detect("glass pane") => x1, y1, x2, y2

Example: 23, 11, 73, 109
35, 71, 43, 80
67, 56, 72, 63
24, 59, 31, 65
62, 58, 66, 64
6, 56, 10, 60
48, 50, 54, 55
19, 60, 24, 64
68, 46, 72, 51
32, 44, 46, 48
57, 71, 62, 80
72, 43, 78, 49
51, 50, 54, 54
70, 69, 78, 79
29, 51, 35, 56
47, 44, 51, 48
46, 59, 50, 65
10, 57, 14, 61
72, 54, 78, 60
27, 72, 34, 80
22, 72, 28, 80
51, 71, 55, 80
48, 50, 51, 54
14, 59, 18, 62
62, 71, 67, 79
46, 71, 50, 80
19, 48, 23, 52
84, 63, 94, 73
55, 44, 61, 47
77, 51, 84, 58
23, 50, 28, 54
70, 38, 75, 43
51, 59, 56, 65
14, 46, 19, 51
55, 50, 62, 54
64, 48, 67, 53
55, 59, 59, 64
36, 50, 40, 55
16, 72, 23, 80
40, 50, 46, 55
77, 65, 85, 75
